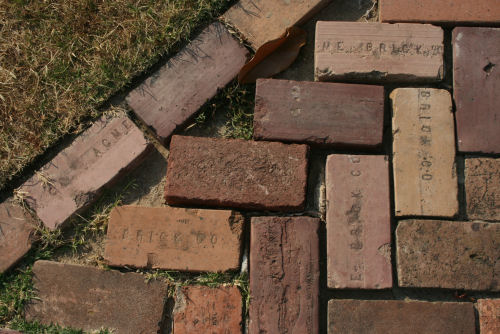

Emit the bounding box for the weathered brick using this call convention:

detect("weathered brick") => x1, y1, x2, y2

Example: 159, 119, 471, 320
453, 27, 500, 153
315, 22, 444, 82
328, 299, 476, 333
126, 23, 248, 142
104, 205, 243, 272
165, 135, 309, 212
254, 79, 384, 147
173, 285, 242, 334
391, 88, 458, 217
465, 158, 500, 221
396, 220, 500, 291
326, 155, 392, 289
477, 299, 500, 334
0, 329, 22, 334
19, 115, 150, 230
25, 260, 169, 333
249, 216, 319, 334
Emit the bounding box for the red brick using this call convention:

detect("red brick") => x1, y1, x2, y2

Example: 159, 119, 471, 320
465, 158, 500, 221
453, 27, 500, 154
165, 135, 309, 212
396, 220, 500, 291
104, 205, 243, 272
315, 22, 444, 83
254, 79, 384, 147
19, 115, 150, 230
326, 155, 392, 289
477, 299, 500, 334
173, 285, 242, 334
25, 260, 169, 333
328, 299, 476, 333
249, 216, 319, 334
126, 23, 248, 142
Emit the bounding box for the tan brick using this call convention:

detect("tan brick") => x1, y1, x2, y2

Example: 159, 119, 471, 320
465, 158, 500, 221
0, 330, 22, 334
477, 299, 500, 334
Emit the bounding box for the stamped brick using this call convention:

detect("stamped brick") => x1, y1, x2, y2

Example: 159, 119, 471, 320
453, 27, 500, 153
19, 115, 150, 230
173, 285, 242, 334
165, 135, 309, 212
104, 205, 243, 272
126, 23, 248, 142
25, 260, 169, 333
249, 216, 319, 334
328, 299, 476, 333
315, 22, 444, 83
391, 88, 458, 217
465, 158, 500, 221
477, 299, 500, 334
396, 220, 500, 291
254, 79, 384, 147
326, 155, 392, 289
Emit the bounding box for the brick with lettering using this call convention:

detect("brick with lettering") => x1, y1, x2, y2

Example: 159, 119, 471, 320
249, 216, 319, 334
173, 285, 242, 334
254, 79, 384, 147
453, 27, 500, 153
25, 260, 169, 333
19, 115, 151, 230
477, 299, 500, 334
104, 206, 243, 272
465, 158, 500, 221
126, 23, 248, 142
315, 22, 444, 83
165, 136, 309, 212
328, 299, 476, 333
396, 220, 500, 291
326, 155, 392, 289
391, 88, 458, 217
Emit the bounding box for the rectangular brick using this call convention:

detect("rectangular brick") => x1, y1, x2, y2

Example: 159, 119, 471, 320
328, 299, 476, 333
477, 299, 500, 334
315, 22, 444, 83
465, 158, 500, 221
396, 220, 500, 291
19, 115, 150, 230
165, 135, 309, 212
25, 260, 169, 333
249, 216, 319, 334
254, 79, 384, 147
0, 330, 21, 334
104, 205, 243, 272
326, 155, 392, 289
391, 88, 458, 217
126, 23, 248, 142
453, 27, 500, 153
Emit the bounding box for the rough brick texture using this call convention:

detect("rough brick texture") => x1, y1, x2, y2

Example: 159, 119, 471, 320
465, 158, 500, 221
477, 299, 500, 334
0, 329, 22, 334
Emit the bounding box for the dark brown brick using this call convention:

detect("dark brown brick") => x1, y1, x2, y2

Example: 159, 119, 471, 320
477, 299, 500, 334
165, 136, 309, 212
465, 158, 500, 221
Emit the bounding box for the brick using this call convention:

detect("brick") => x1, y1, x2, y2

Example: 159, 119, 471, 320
254, 79, 384, 147
380, 0, 500, 25
165, 135, 309, 211
173, 285, 242, 334
0, 330, 22, 334
326, 155, 392, 289
222, 0, 329, 50
396, 220, 500, 291
20, 115, 150, 230
465, 158, 500, 221
477, 299, 500, 334
328, 299, 476, 333
25, 260, 169, 333
249, 216, 319, 334
126, 23, 248, 142
104, 205, 243, 272
453, 27, 500, 153
391, 88, 458, 217
315, 22, 444, 83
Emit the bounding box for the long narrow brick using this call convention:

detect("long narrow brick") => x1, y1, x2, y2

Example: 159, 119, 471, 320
315, 22, 444, 83
326, 155, 392, 289
254, 79, 384, 147
477, 299, 500, 334
165, 136, 309, 212
104, 206, 243, 272
0, 330, 21, 334
126, 23, 248, 142
249, 216, 319, 334
391, 88, 458, 217
19, 115, 150, 230
328, 300, 476, 333
396, 220, 500, 291
25, 260, 169, 333
453, 27, 500, 153
465, 158, 500, 221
